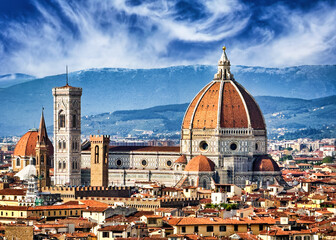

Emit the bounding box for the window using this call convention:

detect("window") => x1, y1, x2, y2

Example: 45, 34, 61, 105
230, 142, 238, 151
59, 111, 65, 128
95, 146, 99, 163
104, 145, 108, 163
63, 141, 66, 149
259, 225, 263, 231
116, 159, 122, 167
304, 237, 310, 240
63, 162, 66, 169
20, 212, 23, 217
59, 161, 62, 169
199, 141, 208, 151
220, 226, 226, 232
181, 226, 186, 233
41, 155, 44, 164
234, 225, 238, 231
141, 159, 147, 167
203, 179, 207, 189
72, 162, 75, 170
103, 232, 109, 238
194, 226, 198, 233
16, 158, 20, 167
167, 160, 172, 167
295, 237, 302, 240
207, 226, 213, 232
59, 141, 62, 150
72, 114, 77, 128
11, 212, 14, 216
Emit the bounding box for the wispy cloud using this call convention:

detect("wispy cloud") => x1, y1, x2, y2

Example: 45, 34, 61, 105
0, 0, 335, 77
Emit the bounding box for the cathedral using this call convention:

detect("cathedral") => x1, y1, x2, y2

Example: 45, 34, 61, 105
13, 47, 282, 189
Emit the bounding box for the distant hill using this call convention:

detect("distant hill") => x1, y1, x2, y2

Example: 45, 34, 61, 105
81, 95, 336, 140
0, 73, 35, 88
0, 64, 336, 137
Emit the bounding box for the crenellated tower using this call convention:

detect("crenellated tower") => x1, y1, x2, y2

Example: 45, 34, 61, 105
90, 135, 110, 187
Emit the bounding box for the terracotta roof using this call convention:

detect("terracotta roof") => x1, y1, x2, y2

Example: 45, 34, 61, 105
182, 79, 265, 130
184, 155, 215, 172
175, 155, 187, 164
28, 204, 85, 211
0, 189, 26, 196
13, 129, 53, 157
253, 155, 280, 172
98, 225, 128, 231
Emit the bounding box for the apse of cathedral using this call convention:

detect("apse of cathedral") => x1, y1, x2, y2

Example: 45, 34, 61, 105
13, 47, 283, 189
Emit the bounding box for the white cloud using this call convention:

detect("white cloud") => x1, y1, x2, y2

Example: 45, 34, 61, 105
0, 0, 335, 77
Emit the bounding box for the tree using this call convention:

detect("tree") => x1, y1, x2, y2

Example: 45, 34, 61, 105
322, 156, 334, 164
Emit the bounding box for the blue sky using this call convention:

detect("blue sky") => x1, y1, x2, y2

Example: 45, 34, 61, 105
0, 0, 336, 77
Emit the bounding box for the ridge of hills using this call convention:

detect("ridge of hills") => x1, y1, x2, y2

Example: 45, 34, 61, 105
0, 64, 335, 138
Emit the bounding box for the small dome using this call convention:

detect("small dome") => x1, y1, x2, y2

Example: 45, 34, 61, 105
14, 165, 36, 181
13, 129, 53, 157
253, 155, 280, 172
185, 155, 215, 172
175, 155, 187, 164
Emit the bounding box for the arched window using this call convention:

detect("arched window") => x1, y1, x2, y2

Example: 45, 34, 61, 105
59, 161, 62, 169
75, 162, 78, 169
203, 179, 207, 189
72, 161, 75, 170
72, 141, 75, 150
63, 141, 66, 150
104, 145, 108, 163
16, 158, 20, 167
63, 162, 66, 169
72, 114, 77, 128
95, 146, 99, 164
40, 155, 44, 164
59, 141, 62, 150
59, 110, 65, 128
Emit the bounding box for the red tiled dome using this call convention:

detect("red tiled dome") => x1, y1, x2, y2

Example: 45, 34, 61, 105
13, 129, 53, 157
185, 155, 215, 172
175, 155, 187, 164
253, 155, 280, 172
182, 48, 265, 131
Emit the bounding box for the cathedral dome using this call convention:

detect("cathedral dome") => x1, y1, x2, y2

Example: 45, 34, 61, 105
182, 48, 265, 130
13, 129, 53, 157
253, 155, 280, 172
185, 155, 215, 172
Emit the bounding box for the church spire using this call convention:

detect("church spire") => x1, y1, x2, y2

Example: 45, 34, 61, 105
37, 108, 48, 145
214, 46, 233, 81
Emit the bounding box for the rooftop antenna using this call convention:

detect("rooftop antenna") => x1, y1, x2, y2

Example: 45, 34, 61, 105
66, 65, 69, 85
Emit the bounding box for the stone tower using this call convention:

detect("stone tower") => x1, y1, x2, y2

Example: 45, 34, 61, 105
52, 80, 82, 186
90, 135, 110, 187
35, 110, 51, 190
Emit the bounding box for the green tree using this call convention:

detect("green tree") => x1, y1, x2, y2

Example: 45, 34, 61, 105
322, 156, 334, 164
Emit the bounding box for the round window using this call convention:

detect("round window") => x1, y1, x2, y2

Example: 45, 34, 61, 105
167, 160, 172, 167
230, 142, 238, 151
116, 159, 122, 166
141, 160, 147, 167
199, 141, 209, 151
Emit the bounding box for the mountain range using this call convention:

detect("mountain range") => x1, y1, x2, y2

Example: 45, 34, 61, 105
0, 65, 335, 138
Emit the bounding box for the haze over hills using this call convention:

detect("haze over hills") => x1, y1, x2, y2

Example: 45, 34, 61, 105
81, 95, 336, 140
0, 65, 335, 137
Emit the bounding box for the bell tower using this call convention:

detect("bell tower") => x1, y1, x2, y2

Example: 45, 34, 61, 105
90, 135, 110, 187
35, 110, 51, 190
52, 69, 82, 186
